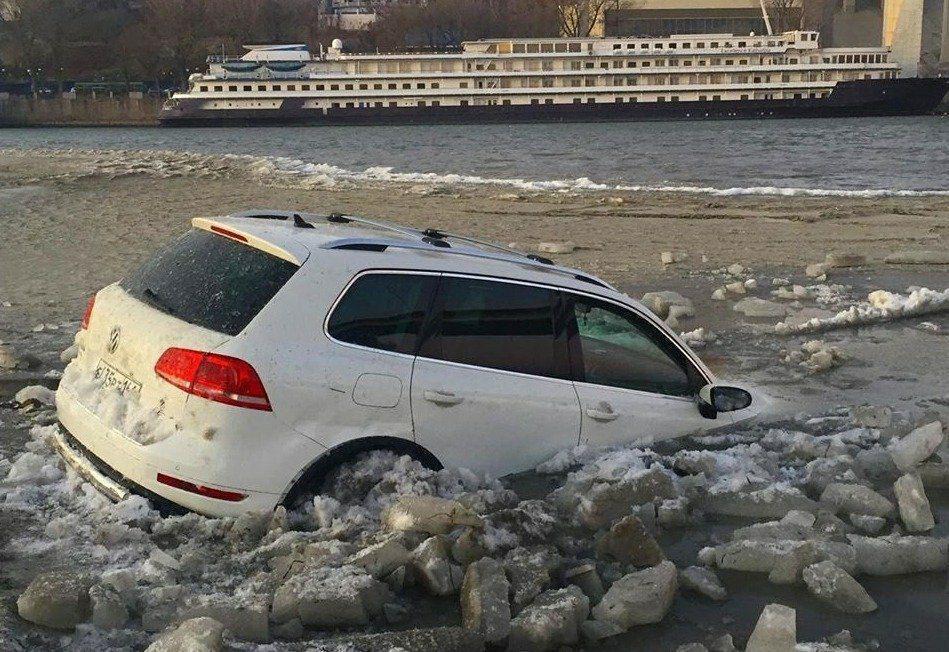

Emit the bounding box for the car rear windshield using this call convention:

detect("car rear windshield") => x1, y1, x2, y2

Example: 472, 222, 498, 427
121, 229, 299, 336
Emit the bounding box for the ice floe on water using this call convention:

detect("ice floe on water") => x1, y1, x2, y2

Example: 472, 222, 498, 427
8, 147, 949, 198
774, 286, 949, 335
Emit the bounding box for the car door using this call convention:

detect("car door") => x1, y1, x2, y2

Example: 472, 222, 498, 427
301, 271, 439, 447
411, 275, 582, 478
563, 292, 717, 448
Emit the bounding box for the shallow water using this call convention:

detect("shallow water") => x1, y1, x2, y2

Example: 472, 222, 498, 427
2, 115, 948, 194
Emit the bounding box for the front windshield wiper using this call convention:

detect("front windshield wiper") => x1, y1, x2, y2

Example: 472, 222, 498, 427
143, 287, 176, 316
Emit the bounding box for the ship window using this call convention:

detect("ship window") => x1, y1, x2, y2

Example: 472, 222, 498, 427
531, 98, 539, 104
725, 60, 733, 65
460, 82, 468, 88
374, 83, 381, 90
258, 85, 265, 91
302, 84, 310, 91
642, 61, 650, 67
243, 85, 251, 91
713, 94, 721, 100
228, 85, 237, 91
584, 62, 594, 69
388, 83, 396, 89
214, 85, 222, 92
641, 43, 649, 49
683, 43, 691, 49
346, 102, 354, 107
331, 84, 339, 90
359, 84, 367, 90
739, 59, 747, 65
545, 98, 553, 104
513, 44, 525, 53
573, 98, 581, 104
657, 96, 665, 102
615, 97, 622, 103
697, 42, 705, 48
587, 98, 595, 103
683, 61, 691, 66
460, 100, 469, 106
389, 101, 398, 107
541, 44, 553, 53
671, 96, 679, 101
613, 44, 622, 50
699, 95, 707, 100
629, 96, 636, 102
710, 42, 718, 48
738, 42, 746, 47
375, 101, 382, 107
418, 83, 425, 89
790, 58, 798, 64
200, 86, 208, 92
432, 100, 440, 106
316, 85, 324, 90
273, 85, 281, 91
555, 43, 567, 52
287, 85, 296, 91
527, 44, 539, 53
332, 102, 340, 108
600, 62, 609, 69
345, 84, 353, 90
740, 94, 749, 100
418, 101, 425, 106
569, 43, 581, 52
655, 43, 663, 49
502, 99, 511, 105
403, 83, 410, 89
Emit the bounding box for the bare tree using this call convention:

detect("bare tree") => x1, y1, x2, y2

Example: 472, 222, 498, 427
765, 0, 802, 34
556, 0, 613, 38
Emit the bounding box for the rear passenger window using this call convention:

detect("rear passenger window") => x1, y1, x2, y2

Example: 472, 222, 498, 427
327, 274, 437, 355
421, 277, 564, 378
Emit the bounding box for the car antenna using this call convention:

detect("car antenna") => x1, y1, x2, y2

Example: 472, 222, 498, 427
293, 213, 315, 229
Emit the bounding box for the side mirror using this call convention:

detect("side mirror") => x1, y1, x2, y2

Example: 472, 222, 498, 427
698, 384, 753, 419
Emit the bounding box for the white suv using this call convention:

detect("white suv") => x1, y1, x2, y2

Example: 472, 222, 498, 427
55, 211, 756, 516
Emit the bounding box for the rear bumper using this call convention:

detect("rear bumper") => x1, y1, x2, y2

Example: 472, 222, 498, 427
55, 386, 281, 516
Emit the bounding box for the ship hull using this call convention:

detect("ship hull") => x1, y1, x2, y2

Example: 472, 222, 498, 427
159, 77, 949, 126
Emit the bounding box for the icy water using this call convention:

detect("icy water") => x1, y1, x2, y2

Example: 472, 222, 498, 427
2, 115, 949, 195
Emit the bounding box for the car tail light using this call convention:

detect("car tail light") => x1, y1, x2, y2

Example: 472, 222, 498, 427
156, 472, 247, 502
81, 295, 96, 330
154, 347, 272, 411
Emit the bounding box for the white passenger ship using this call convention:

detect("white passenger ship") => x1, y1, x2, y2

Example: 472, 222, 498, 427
159, 30, 949, 125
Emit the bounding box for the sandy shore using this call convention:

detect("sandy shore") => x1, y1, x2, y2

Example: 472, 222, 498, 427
1, 148, 947, 324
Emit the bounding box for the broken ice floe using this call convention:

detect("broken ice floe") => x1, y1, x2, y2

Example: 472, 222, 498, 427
2, 399, 947, 648
774, 287, 949, 335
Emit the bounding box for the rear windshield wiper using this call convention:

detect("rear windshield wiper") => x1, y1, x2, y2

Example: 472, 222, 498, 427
143, 287, 176, 316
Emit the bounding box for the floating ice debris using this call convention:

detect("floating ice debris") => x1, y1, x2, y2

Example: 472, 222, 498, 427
773, 287, 949, 334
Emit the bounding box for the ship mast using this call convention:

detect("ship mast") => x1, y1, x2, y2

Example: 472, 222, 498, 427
758, 0, 774, 35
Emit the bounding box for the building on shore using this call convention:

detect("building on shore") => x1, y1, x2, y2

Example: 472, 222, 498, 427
600, 0, 801, 38
829, 0, 883, 48
882, 0, 948, 75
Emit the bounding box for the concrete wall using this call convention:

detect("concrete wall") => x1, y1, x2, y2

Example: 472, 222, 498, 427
0, 94, 162, 127
883, 0, 947, 76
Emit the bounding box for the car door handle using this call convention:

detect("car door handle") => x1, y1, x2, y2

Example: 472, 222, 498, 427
423, 390, 463, 406
585, 404, 619, 421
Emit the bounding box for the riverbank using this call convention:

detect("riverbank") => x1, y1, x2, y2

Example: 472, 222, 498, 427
0, 96, 160, 127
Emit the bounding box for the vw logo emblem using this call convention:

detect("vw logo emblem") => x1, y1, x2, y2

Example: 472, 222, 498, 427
107, 326, 121, 354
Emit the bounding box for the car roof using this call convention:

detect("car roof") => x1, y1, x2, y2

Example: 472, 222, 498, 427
194, 210, 619, 295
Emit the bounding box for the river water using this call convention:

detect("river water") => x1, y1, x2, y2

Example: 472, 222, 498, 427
2, 115, 948, 196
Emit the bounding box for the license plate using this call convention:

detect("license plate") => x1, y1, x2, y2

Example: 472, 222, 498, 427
94, 360, 142, 398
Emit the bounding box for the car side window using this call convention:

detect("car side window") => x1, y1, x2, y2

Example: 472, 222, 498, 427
420, 276, 566, 378
327, 273, 437, 355
568, 295, 697, 397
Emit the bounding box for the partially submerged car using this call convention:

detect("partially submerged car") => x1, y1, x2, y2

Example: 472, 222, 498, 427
55, 211, 757, 516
